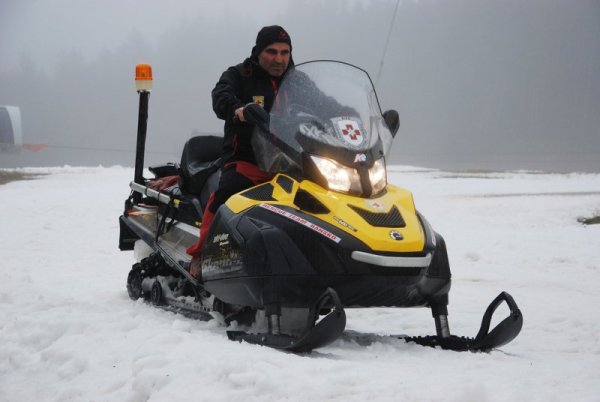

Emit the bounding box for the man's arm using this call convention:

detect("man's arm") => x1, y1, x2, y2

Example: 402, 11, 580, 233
211, 67, 245, 121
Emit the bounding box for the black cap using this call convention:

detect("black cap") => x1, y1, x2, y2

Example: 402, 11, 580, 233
251, 25, 292, 59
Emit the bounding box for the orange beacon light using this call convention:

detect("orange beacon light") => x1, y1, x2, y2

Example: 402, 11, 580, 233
135, 63, 153, 92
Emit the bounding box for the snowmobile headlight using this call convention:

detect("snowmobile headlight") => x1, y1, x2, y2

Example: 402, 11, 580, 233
311, 155, 362, 194
369, 158, 387, 194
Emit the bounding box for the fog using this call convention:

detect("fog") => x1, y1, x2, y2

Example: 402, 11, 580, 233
1, 0, 599, 172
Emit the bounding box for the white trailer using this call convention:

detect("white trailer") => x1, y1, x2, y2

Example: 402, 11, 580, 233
0, 106, 22, 152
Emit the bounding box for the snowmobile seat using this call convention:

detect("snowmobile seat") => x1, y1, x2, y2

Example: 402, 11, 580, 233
179, 135, 224, 197
149, 162, 178, 178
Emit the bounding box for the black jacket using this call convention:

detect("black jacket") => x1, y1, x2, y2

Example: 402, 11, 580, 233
212, 58, 292, 164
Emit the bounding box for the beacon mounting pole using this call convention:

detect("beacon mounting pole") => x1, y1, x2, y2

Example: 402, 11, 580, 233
133, 64, 153, 204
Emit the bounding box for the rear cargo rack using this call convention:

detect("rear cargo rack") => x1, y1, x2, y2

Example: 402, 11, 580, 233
130, 181, 174, 205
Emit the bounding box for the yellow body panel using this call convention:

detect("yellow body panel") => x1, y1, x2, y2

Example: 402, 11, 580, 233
226, 174, 425, 253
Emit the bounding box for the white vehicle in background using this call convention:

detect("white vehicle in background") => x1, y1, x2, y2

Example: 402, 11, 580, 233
0, 106, 22, 153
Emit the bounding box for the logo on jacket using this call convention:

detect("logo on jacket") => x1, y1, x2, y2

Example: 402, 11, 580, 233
253, 96, 264, 107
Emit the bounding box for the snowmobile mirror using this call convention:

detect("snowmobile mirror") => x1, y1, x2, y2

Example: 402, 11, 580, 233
244, 103, 270, 131
383, 110, 400, 137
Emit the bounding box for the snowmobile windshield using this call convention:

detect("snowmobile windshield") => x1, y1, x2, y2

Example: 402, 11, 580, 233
252, 61, 393, 197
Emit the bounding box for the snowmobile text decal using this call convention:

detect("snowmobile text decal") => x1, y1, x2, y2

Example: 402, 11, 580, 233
259, 203, 342, 243
334, 216, 357, 232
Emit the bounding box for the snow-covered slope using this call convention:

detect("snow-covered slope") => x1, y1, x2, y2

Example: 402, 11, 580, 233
1, 166, 599, 401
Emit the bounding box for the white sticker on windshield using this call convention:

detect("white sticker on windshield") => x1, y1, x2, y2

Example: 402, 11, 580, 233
332, 117, 365, 147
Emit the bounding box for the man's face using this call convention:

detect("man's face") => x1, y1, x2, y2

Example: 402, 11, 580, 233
258, 42, 291, 77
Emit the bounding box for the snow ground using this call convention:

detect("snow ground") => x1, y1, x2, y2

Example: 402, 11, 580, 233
0, 166, 599, 402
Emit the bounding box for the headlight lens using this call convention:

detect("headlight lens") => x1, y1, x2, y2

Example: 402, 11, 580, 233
369, 158, 387, 194
311, 155, 387, 195
311, 155, 362, 193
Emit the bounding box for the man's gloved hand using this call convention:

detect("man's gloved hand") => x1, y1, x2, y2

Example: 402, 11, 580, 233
234, 103, 269, 128
234, 106, 246, 122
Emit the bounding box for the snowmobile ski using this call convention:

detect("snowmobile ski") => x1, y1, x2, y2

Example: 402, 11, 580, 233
403, 292, 523, 352
227, 288, 346, 353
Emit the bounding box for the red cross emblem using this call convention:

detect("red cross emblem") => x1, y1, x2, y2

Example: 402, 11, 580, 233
336, 119, 364, 146
342, 124, 361, 140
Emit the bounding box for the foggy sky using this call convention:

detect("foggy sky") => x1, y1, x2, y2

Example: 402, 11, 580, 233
1, 0, 599, 172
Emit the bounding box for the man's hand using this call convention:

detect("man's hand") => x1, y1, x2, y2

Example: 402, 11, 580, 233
234, 103, 268, 127
234, 107, 246, 122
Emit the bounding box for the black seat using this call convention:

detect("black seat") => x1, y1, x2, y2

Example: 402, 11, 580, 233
179, 136, 223, 194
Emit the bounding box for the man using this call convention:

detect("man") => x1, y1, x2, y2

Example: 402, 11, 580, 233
186, 25, 293, 276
